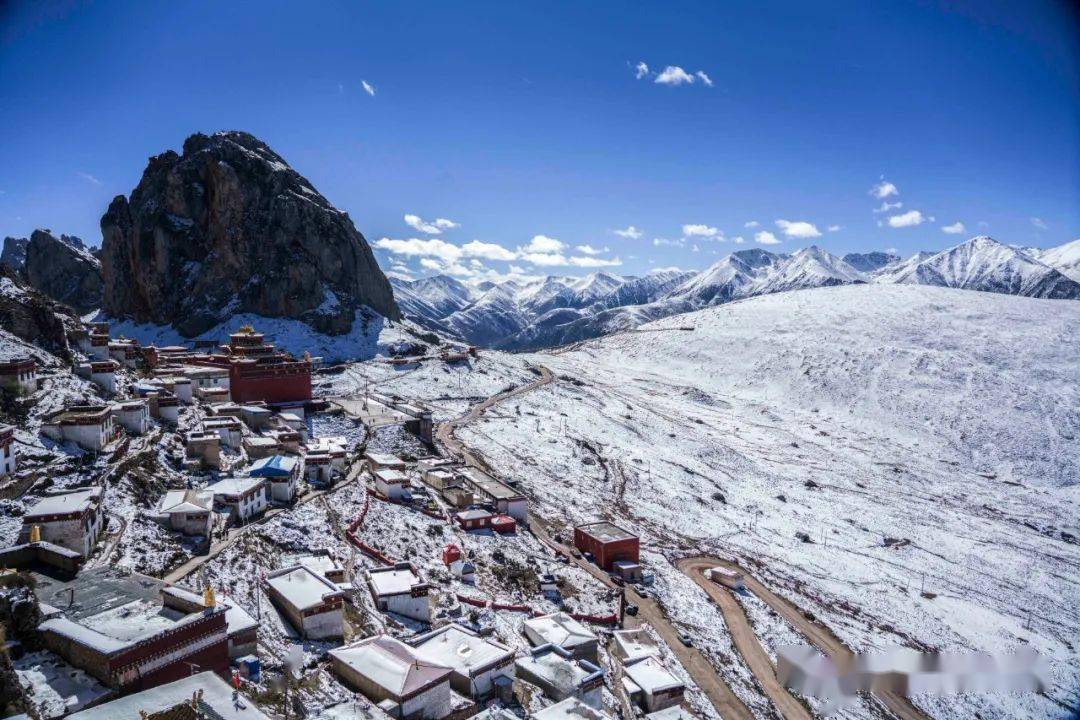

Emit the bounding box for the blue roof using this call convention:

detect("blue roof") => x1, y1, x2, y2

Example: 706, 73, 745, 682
247, 455, 297, 477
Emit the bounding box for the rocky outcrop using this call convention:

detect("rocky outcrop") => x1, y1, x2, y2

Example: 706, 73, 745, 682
23, 230, 103, 314
0, 237, 28, 272
100, 130, 400, 337
0, 265, 78, 360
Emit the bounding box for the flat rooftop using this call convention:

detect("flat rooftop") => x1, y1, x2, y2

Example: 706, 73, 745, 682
368, 565, 423, 596
25, 488, 102, 519
458, 467, 523, 501
32, 566, 162, 622
412, 624, 512, 674
266, 565, 340, 611
534, 698, 614, 720
65, 671, 269, 720
577, 521, 637, 542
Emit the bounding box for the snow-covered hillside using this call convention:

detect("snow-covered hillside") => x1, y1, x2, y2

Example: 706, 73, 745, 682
367, 284, 1078, 719
1034, 238, 1080, 282
883, 236, 1080, 298
394, 237, 1080, 353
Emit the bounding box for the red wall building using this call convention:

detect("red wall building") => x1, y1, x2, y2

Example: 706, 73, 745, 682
573, 521, 640, 570
189, 327, 312, 404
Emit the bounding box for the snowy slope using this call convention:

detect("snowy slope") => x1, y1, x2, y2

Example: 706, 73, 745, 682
444, 284, 1078, 720
1037, 238, 1080, 283
882, 236, 1080, 299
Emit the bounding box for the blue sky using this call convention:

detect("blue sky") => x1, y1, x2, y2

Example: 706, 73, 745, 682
1, 0, 1077, 281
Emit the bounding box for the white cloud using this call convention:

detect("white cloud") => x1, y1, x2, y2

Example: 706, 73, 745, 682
827, 225, 842, 232
575, 244, 609, 256
978, 220, 989, 228
652, 237, 685, 247
375, 237, 463, 263
76, 171, 101, 185
887, 210, 926, 228
655, 66, 696, 86
1030, 217, 1048, 230
569, 255, 622, 268
775, 219, 822, 239
682, 223, 719, 238
520, 234, 565, 253
404, 214, 458, 234
885, 247, 898, 254
419, 258, 443, 271
941, 221, 965, 234
873, 201, 903, 213
731, 236, 745, 244
361, 80, 376, 96
870, 179, 899, 199
634, 61, 649, 79
743, 220, 759, 228
695, 70, 714, 87
649, 266, 682, 273
755, 231, 780, 245
461, 240, 516, 261
520, 252, 569, 267
612, 225, 643, 239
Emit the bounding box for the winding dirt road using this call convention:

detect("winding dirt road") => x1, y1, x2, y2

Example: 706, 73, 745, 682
435, 365, 756, 720
679, 557, 931, 720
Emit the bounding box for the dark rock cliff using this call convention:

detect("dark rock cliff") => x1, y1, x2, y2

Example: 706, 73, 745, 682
0, 266, 78, 360
23, 230, 104, 314
100, 130, 400, 337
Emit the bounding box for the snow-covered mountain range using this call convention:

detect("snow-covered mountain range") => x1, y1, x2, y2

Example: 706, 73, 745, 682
392, 236, 1080, 350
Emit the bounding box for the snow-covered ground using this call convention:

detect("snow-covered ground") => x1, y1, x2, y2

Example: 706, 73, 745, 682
392, 284, 1078, 719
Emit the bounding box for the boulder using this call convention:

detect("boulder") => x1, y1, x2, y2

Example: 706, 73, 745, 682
100, 130, 400, 337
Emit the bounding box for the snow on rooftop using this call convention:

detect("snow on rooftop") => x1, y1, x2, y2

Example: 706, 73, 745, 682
330, 635, 450, 697
523, 612, 597, 649
368, 565, 423, 596
533, 697, 614, 720
64, 671, 269, 720
375, 468, 408, 484
24, 488, 102, 518
266, 565, 340, 611
411, 624, 513, 674
205, 476, 265, 497
77, 598, 186, 642
366, 452, 405, 465
622, 656, 683, 694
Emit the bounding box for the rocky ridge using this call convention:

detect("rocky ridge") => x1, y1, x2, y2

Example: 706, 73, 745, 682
100, 130, 399, 337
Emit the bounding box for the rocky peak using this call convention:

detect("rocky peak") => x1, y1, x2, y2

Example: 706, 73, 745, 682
100, 130, 399, 337
0, 237, 29, 272
23, 229, 104, 314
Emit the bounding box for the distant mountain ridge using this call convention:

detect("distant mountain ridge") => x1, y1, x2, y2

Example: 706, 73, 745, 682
392, 236, 1080, 350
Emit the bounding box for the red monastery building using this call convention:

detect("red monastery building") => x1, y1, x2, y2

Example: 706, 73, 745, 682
190, 327, 312, 405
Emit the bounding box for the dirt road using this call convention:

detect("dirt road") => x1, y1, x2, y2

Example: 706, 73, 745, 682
527, 516, 755, 720
164, 461, 364, 584
436, 367, 756, 720
679, 557, 932, 720
435, 364, 553, 457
